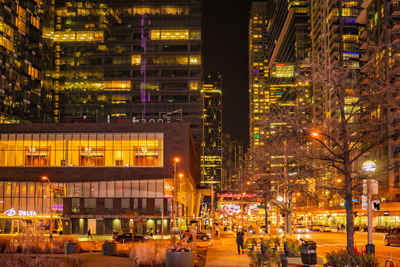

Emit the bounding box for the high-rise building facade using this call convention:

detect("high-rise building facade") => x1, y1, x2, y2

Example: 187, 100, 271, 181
248, 0, 311, 173
201, 74, 222, 190
46, 0, 202, 145
221, 133, 244, 192
249, 2, 268, 171
357, 0, 400, 200
0, 1, 52, 124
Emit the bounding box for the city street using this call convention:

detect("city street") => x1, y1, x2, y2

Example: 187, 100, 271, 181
298, 231, 399, 264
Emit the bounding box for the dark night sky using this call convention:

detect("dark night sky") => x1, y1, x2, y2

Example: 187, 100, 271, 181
203, 0, 254, 148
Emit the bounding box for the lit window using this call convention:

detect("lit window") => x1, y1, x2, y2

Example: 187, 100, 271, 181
31, 16, 40, 29
189, 55, 201, 65
25, 146, 49, 166
17, 5, 26, 20
103, 81, 131, 91
15, 17, 26, 33
150, 29, 189, 40
28, 65, 39, 79
131, 55, 141, 65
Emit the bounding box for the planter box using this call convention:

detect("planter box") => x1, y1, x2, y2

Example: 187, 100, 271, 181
64, 242, 78, 254
166, 251, 194, 267
102, 242, 117, 256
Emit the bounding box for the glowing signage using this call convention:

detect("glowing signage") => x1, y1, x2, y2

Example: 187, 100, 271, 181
3, 208, 37, 217
221, 204, 241, 214
217, 193, 257, 198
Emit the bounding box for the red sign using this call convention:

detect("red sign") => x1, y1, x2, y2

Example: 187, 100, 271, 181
217, 193, 257, 198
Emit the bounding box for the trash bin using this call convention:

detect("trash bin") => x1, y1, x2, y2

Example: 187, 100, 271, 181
64, 241, 78, 254
102, 241, 117, 256
300, 238, 317, 265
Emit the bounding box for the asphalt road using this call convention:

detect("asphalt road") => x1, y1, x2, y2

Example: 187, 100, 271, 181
297, 231, 399, 264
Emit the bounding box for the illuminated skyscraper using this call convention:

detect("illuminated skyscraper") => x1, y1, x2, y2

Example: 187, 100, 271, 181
201, 74, 222, 190
46, 0, 202, 145
222, 133, 244, 192
0, 1, 52, 124
248, 0, 311, 172
249, 2, 268, 171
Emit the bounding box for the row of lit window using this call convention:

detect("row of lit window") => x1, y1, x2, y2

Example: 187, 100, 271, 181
50, 31, 104, 42
0, 22, 14, 38
150, 30, 200, 40
28, 65, 39, 79
131, 55, 201, 65
0, 35, 14, 52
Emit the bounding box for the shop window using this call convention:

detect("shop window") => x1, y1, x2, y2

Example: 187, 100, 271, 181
84, 198, 96, 213
121, 198, 130, 212
133, 198, 139, 212
155, 199, 163, 215
80, 146, 104, 166
104, 198, 113, 214
71, 198, 80, 214
25, 146, 49, 166
133, 144, 159, 167
142, 199, 147, 214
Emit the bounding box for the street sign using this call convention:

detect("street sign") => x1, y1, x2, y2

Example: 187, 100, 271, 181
371, 179, 378, 195
372, 200, 380, 211
361, 195, 368, 210
362, 179, 378, 195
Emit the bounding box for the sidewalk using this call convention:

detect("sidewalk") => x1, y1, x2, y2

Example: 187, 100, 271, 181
205, 237, 250, 267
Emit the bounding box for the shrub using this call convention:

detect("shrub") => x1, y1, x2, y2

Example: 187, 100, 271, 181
325, 248, 379, 267
130, 241, 168, 267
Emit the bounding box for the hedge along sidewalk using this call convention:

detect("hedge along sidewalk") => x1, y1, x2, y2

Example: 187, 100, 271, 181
0, 252, 132, 267
205, 237, 250, 267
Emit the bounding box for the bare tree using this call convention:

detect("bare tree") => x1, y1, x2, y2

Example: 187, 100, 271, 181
266, 46, 400, 253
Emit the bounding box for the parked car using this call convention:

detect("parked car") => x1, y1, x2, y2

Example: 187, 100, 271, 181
385, 228, 400, 246
319, 225, 332, 232
196, 231, 211, 241
113, 233, 148, 243
295, 226, 309, 234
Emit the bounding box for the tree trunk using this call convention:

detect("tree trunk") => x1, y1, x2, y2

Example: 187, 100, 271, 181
344, 153, 355, 254
287, 199, 292, 235
265, 201, 269, 234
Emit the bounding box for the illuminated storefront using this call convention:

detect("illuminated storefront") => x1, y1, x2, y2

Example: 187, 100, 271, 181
0, 123, 198, 236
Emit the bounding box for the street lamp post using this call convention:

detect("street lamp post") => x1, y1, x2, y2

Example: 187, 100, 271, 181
362, 160, 377, 254
41, 176, 54, 240
173, 157, 180, 228
211, 175, 214, 245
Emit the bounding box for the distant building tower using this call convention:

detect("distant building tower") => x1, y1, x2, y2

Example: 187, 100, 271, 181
222, 133, 244, 192
201, 74, 222, 191
0, 1, 52, 124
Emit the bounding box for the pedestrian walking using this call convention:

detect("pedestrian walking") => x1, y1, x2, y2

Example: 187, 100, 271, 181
236, 229, 244, 255
150, 228, 154, 237
87, 228, 93, 239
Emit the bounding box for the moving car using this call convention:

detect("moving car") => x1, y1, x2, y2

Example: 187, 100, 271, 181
385, 228, 400, 246
196, 231, 211, 241
113, 233, 148, 243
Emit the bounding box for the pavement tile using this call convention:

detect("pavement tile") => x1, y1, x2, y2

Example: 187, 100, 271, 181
205, 237, 250, 267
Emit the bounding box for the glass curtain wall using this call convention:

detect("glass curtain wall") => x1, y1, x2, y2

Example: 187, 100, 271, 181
0, 133, 163, 167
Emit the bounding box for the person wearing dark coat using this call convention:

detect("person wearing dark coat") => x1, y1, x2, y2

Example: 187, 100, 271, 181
236, 229, 244, 254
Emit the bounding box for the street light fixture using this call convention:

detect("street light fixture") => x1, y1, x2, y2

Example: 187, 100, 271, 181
41, 176, 54, 241
311, 132, 319, 137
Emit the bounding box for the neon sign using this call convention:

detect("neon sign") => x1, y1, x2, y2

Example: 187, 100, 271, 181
3, 208, 37, 217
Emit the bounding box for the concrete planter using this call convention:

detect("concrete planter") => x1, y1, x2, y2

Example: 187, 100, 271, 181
102, 242, 117, 256
166, 251, 194, 267
64, 242, 78, 254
